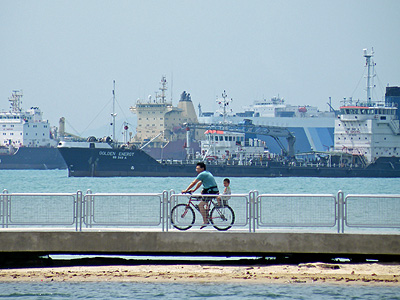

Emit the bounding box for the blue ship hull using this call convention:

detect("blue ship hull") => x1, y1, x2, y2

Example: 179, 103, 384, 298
0, 147, 67, 170
58, 146, 400, 178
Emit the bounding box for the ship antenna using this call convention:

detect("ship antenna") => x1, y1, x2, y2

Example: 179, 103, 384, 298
217, 90, 232, 124
8, 90, 23, 113
159, 76, 167, 103
112, 80, 117, 142
170, 72, 173, 102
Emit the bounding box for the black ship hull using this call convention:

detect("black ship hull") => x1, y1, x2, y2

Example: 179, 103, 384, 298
58, 146, 400, 178
0, 147, 67, 170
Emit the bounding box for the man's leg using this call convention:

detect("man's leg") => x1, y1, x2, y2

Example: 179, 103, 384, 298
199, 200, 209, 224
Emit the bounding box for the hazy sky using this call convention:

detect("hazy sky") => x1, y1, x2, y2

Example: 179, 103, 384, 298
1, 0, 399, 139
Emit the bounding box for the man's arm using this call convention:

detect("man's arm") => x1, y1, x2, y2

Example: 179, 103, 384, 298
182, 179, 202, 193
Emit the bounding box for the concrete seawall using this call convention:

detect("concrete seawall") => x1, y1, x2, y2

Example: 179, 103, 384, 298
1, 232, 399, 257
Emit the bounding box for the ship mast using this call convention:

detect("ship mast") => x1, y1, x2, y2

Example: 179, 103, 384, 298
8, 90, 23, 113
363, 48, 375, 105
217, 90, 233, 124
111, 80, 117, 141
158, 76, 167, 103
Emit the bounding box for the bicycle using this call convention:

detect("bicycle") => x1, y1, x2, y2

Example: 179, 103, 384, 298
170, 193, 235, 231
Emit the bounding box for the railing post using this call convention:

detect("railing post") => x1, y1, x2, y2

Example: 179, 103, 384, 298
76, 191, 83, 232
248, 191, 252, 232
249, 190, 258, 233
253, 190, 259, 233
2, 189, 9, 228
1, 190, 5, 228
337, 190, 344, 233
162, 190, 169, 232
168, 190, 176, 231
85, 189, 93, 228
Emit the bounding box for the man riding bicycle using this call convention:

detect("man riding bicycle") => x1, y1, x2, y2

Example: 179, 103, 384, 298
182, 162, 219, 229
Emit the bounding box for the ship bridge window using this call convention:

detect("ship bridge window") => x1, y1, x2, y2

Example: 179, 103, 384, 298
225, 136, 228, 141
219, 136, 223, 141
229, 136, 232, 141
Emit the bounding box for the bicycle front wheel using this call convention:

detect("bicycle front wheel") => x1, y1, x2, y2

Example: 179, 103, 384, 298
210, 205, 235, 231
171, 204, 195, 230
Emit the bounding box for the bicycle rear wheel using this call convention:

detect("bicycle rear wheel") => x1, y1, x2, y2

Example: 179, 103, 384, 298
210, 205, 235, 231
171, 204, 195, 230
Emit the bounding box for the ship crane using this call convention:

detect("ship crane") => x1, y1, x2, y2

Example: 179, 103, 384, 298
184, 121, 296, 158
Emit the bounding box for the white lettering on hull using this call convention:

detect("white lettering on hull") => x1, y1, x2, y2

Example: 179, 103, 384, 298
98, 150, 135, 160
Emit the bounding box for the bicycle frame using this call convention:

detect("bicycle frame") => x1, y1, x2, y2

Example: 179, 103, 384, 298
171, 193, 235, 231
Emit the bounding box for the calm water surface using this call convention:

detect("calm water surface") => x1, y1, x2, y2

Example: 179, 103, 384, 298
1, 169, 400, 195
0, 282, 399, 300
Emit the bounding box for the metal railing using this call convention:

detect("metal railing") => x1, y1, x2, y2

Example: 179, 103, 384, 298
256, 193, 337, 230
1, 190, 80, 231
1, 189, 399, 233
83, 190, 165, 229
343, 194, 400, 232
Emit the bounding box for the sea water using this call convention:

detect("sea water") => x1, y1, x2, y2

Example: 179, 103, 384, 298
0, 282, 399, 300
1, 169, 400, 195
1, 170, 400, 299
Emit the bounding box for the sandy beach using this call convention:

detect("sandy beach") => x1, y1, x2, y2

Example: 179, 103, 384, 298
0, 263, 399, 285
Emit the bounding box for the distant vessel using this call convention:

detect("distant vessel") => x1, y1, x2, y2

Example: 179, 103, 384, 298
129, 76, 200, 160
199, 93, 336, 155
0, 91, 66, 169
129, 77, 335, 160
58, 49, 400, 177
333, 49, 400, 165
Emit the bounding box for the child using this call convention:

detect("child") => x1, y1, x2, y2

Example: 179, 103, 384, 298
217, 178, 231, 207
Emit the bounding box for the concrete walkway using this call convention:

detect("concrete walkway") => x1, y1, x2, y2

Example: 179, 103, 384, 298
0, 231, 399, 257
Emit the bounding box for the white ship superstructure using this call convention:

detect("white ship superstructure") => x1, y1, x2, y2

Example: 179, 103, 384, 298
0, 91, 57, 148
334, 49, 400, 164
200, 129, 268, 163
242, 96, 332, 118
199, 97, 335, 154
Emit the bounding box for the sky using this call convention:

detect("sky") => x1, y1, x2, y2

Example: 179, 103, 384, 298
1, 0, 399, 140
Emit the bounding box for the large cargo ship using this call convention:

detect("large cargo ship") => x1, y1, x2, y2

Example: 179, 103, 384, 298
58, 49, 400, 178
0, 91, 66, 170
199, 93, 336, 155
129, 77, 335, 160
